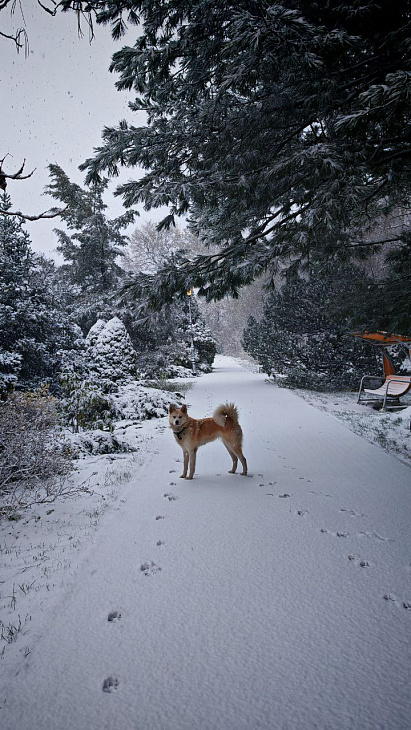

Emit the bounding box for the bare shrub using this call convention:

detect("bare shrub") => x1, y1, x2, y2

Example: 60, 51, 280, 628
0, 389, 74, 515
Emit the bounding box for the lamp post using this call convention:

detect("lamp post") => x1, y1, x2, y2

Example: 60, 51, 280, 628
186, 287, 197, 375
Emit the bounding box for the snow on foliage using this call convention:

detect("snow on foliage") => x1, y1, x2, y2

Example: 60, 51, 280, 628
72, 429, 136, 456
70, 380, 183, 455
85, 317, 140, 388
111, 382, 177, 421
0, 350, 22, 394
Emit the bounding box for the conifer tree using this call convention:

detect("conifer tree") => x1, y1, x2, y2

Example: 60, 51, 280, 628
86, 316, 139, 389
69, 0, 411, 317
46, 164, 135, 295
0, 191, 78, 388
242, 266, 379, 390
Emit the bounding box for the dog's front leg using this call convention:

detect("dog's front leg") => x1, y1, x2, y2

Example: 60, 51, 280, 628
180, 449, 189, 478
186, 448, 197, 480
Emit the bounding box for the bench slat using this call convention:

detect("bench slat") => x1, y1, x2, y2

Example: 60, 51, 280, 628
364, 376, 411, 398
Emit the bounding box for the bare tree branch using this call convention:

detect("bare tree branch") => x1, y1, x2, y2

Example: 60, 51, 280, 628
0, 25, 28, 53
348, 237, 403, 249
0, 157, 36, 190
0, 206, 68, 221
37, 0, 58, 17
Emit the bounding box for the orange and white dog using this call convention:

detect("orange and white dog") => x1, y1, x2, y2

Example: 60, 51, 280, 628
169, 402, 247, 480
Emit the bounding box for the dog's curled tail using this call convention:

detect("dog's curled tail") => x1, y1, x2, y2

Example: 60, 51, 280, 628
212, 402, 239, 427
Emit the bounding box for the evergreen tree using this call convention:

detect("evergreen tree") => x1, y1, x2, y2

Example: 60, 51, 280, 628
242, 266, 379, 390
70, 0, 411, 317
46, 164, 135, 295
0, 192, 79, 389
85, 316, 139, 389
121, 224, 217, 374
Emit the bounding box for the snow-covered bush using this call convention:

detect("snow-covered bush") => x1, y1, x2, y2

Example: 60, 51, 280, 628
73, 430, 136, 455
58, 373, 115, 433
0, 350, 21, 396
111, 381, 179, 421
192, 320, 217, 369
0, 390, 73, 513
135, 344, 192, 380
85, 317, 140, 390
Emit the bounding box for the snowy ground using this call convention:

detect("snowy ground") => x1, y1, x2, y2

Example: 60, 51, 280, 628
1, 356, 410, 730
282, 385, 411, 467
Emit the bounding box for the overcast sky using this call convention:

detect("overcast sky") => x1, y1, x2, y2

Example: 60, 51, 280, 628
2, 3, 161, 261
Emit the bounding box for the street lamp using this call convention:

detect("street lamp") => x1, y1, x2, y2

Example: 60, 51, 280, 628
186, 287, 197, 375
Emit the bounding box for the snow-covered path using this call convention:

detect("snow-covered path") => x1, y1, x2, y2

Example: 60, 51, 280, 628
2, 356, 411, 730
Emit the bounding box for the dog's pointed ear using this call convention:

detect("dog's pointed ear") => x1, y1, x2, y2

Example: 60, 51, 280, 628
169, 403, 176, 413
181, 404, 187, 413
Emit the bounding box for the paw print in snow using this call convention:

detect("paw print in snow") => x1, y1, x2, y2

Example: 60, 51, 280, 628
103, 676, 119, 693
140, 561, 161, 576
107, 611, 121, 622
348, 554, 370, 567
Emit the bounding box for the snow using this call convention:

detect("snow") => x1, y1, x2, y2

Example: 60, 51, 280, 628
1, 356, 411, 730
295, 388, 411, 465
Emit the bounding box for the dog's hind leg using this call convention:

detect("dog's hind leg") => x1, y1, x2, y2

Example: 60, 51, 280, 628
223, 435, 248, 476
237, 448, 247, 476
180, 449, 189, 478
223, 442, 238, 474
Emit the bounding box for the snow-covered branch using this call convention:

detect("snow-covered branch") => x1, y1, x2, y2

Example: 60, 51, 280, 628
0, 206, 68, 221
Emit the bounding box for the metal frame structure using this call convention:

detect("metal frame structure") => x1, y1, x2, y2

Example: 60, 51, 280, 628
353, 332, 411, 411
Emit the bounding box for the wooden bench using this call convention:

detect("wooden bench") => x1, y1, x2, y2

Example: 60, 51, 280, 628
358, 374, 411, 411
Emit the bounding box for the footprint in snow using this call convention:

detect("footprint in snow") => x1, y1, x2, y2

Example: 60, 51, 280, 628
164, 493, 177, 501
156, 515, 165, 520
107, 611, 121, 622
383, 595, 411, 611
102, 676, 119, 693
358, 530, 393, 542
348, 554, 370, 567
156, 540, 165, 546
340, 508, 365, 518
141, 561, 161, 576
320, 528, 349, 538
297, 509, 309, 516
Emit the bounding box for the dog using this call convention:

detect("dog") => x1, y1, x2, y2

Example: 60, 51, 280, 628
169, 402, 247, 480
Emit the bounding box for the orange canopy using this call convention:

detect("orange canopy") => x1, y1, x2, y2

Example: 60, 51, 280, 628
352, 331, 411, 345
